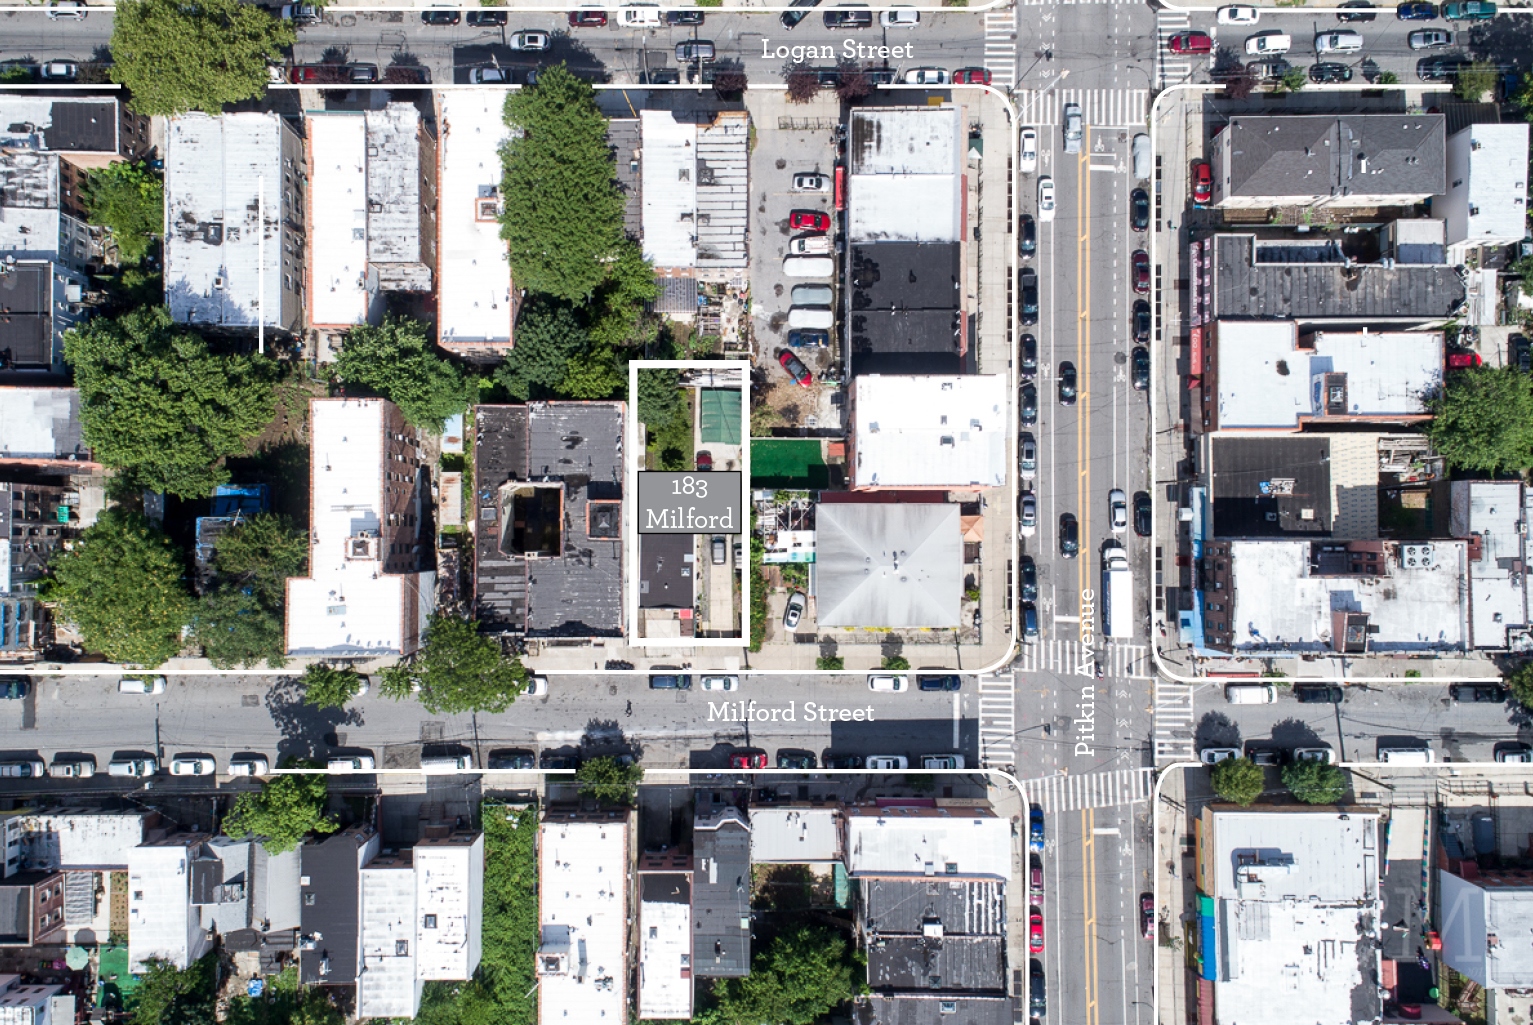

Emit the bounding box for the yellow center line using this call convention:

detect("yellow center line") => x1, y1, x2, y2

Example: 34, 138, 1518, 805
1089, 806, 1100, 1025
1076, 134, 1092, 606
1082, 806, 1098, 1025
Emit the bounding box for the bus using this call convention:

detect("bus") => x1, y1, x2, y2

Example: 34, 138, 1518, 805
1102, 543, 1132, 640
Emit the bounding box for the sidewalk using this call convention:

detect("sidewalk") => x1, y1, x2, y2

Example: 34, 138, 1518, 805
1154, 764, 1201, 1025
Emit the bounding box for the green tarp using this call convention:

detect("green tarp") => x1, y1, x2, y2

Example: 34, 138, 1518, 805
699, 389, 742, 445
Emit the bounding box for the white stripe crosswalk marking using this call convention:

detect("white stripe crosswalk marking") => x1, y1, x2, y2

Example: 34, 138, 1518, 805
977, 670, 1017, 770
1011, 89, 1148, 129
1014, 639, 1152, 679
982, 9, 1017, 89
1021, 768, 1154, 813
1157, 11, 1195, 88
1153, 677, 1196, 763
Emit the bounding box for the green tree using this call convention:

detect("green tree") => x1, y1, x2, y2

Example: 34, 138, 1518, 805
1507, 662, 1533, 709
574, 755, 642, 804
585, 244, 659, 350
1279, 67, 1308, 93
1514, 71, 1533, 119
1426, 365, 1533, 474
65, 305, 278, 498
1377, 70, 1399, 85
1455, 61, 1500, 101
1281, 760, 1348, 804
638, 367, 685, 433
816, 655, 845, 670
881, 655, 911, 671
208, 514, 307, 607
222, 771, 337, 855
194, 513, 304, 668
334, 317, 474, 432
82, 162, 163, 265
500, 66, 635, 303
1209, 757, 1265, 806
1512, 254, 1533, 296
110, 0, 294, 116
39, 509, 193, 666
494, 300, 592, 400
300, 664, 364, 710
704, 926, 857, 1025
379, 613, 528, 714
195, 587, 285, 669
129, 953, 216, 1025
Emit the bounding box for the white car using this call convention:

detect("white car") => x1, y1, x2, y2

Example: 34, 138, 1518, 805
867, 756, 909, 770
1020, 436, 1037, 480
1314, 29, 1364, 53
868, 674, 908, 692
508, 30, 551, 51
525, 675, 549, 697
107, 758, 157, 778
903, 68, 949, 85
1037, 177, 1056, 222
328, 755, 375, 772
792, 172, 831, 192
1217, 4, 1260, 23
1020, 493, 1037, 536
881, 7, 920, 26
49, 758, 95, 779
227, 757, 270, 776
170, 756, 215, 777
39, 62, 77, 80
1019, 127, 1038, 174
118, 676, 167, 695
1292, 747, 1333, 765
47, 0, 87, 19
701, 675, 739, 691
1109, 489, 1128, 534
921, 754, 966, 770
1200, 748, 1240, 765
783, 591, 807, 630
0, 760, 45, 778
1245, 31, 1292, 54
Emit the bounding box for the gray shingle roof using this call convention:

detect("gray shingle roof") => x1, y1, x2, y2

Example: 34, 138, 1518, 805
1221, 114, 1445, 200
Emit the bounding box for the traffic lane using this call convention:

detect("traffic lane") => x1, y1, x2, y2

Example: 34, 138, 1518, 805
0, 15, 110, 62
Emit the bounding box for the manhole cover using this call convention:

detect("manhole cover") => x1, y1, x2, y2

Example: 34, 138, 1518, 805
242, 695, 259, 707
609, 684, 618, 696
420, 722, 445, 743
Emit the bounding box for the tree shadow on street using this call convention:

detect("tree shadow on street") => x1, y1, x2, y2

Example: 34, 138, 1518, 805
1195, 711, 1241, 751
581, 717, 643, 762
1269, 717, 1323, 749
265, 675, 364, 764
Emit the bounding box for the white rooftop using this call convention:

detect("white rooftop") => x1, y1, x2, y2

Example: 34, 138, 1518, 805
538, 819, 628, 1025
1452, 123, 1529, 246
815, 503, 962, 628
285, 399, 434, 655
414, 837, 483, 981
750, 807, 842, 863
1215, 321, 1441, 430
0, 149, 59, 260
1450, 481, 1529, 649
15, 810, 146, 870
1228, 540, 1468, 653
1209, 809, 1381, 1025
357, 862, 420, 1020
640, 110, 698, 269
844, 807, 1010, 880
364, 104, 427, 268
637, 880, 692, 1020
128, 842, 211, 972
853, 375, 1007, 488
164, 113, 287, 328
848, 107, 963, 244
1440, 872, 1533, 988
0, 388, 85, 462
307, 114, 371, 328
438, 92, 512, 348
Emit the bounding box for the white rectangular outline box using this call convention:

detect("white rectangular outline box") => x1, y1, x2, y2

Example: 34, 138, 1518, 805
626, 359, 750, 648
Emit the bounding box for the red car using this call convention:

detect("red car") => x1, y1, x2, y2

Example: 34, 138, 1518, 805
730, 750, 768, 769
1447, 349, 1483, 369
1141, 893, 1155, 940
789, 210, 831, 232
567, 8, 607, 26
1168, 30, 1213, 53
952, 68, 993, 85
1029, 862, 1043, 906
1132, 249, 1150, 294
1029, 910, 1044, 953
1192, 161, 1213, 206
696, 450, 713, 470
778, 350, 813, 387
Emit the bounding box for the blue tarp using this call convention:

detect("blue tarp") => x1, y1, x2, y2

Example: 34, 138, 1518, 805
1199, 895, 1218, 981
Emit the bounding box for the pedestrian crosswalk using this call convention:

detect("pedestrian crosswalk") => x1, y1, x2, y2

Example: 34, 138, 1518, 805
1012, 88, 1149, 129
1153, 677, 1196, 763
1015, 639, 1152, 679
977, 670, 1017, 770
1022, 767, 1154, 813
981, 10, 1018, 89
1156, 11, 1195, 87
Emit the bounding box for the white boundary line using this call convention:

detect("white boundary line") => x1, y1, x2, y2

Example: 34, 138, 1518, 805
0, 2, 1014, 11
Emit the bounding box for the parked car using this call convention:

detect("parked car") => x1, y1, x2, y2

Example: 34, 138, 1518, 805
823, 4, 873, 28
1029, 805, 1045, 850
1248, 748, 1282, 766
1245, 30, 1292, 53
866, 755, 908, 770
1021, 269, 1039, 325
508, 30, 551, 50
783, 591, 807, 629
1019, 556, 1038, 602
711, 536, 727, 565
1132, 249, 1150, 293
1131, 188, 1150, 231
787, 329, 829, 348
1030, 960, 1047, 1017
567, 7, 608, 26
1292, 746, 1333, 764
47, 0, 87, 18
1200, 747, 1239, 764
1059, 513, 1079, 558
227, 756, 269, 776
791, 283, 833, 305
1495, 742, 1533, 763
1310, 62, 1355, 82
525, 675, 548, 697
777, 750, 816, 769
49, 757, 95, 778
540, 752, 581, 770
1057, 362, 1077, 405
118, 676, 167, 695
1409, 28, 1453, 46
40, 62, 78, 81
1021, 334, 1038, 377
1314, 29, 1365, 52
881, 5, 919, 25
1397, 1, 1439, 17
1295, 684, 1345, 703
470, 67, 514, 84
1019, 214, 1037, 259
1037, 176, 1056, 221
1141, 894, 1156, 939
824, 753, 866, 769
467, 10, 508, 25
1022, 601, 1040, 641
952, 68, 992, 84
107, 758, 156, 778
1192, 161, 1213, 205
1131, 346, 1150, 391
1020, 434, 1038, 480
1248, 58, 1293, 80
1020, 382, 1038, 426
648, 671, 693, 690
730, 750, 769, 769
1337, 0, 1378, 18
778, 350, 813, 387
1443, 0, 1496, 18
1133, 491, 1152, 537
903, 67, 949, 85
676, 40, 716, 62
1109, 489, 1128, 533
921, 754, 965, 770
789, 210, 831, 232
488, 750, 537, 770
1020, 493, 1037, 536
346, 63, 379, 83
420, 8, 460, 25
280, 3, 320, 21
0, 677, 28, 700
1168, 31, 1213, 54
1450, 683, 1508, 702
1418, 55, 1474, 79
1020, 126, 1038, 174
170, 756, 215, 776
868, 674, 908, 692
1133, 300, 1152, 344
666, 9, 705, 23
1026, 913, 1043, 953
1218, 4, 1260, 22
917, 673, 962, 692
780, 0, 821, 29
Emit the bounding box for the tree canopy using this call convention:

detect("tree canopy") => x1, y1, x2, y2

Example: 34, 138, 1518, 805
702, 926, 857, 1025
110, 0, 295, 115
575, 756, 642, 804
39, 509, 193, 666
65, 305, 278, 498
222, 771, 337, 855
1454, 62, 1500, 101
500, 66, 636, 304
334, 317, 475, 432
195, 513, 306, 668
1281, 760, 1348, 804
82, 162, 163, 265
380, 614, 528, 714
300, 664, 364, 710
493, 299, 593, 401
1426, 365, 1533, 474
1209, 757, 1265, 806
130, 954, 217, 1025
1507, 662, 1533, 709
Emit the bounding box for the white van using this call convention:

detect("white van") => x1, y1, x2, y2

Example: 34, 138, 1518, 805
788, 306, 834, 330
1378, 745, 1434, 764
618, 4, 662, 25
1225, 683, 1276, 704
791, 283, 833, 305
868, 674, 908, 692
107, 757, 156, 777
1315, 29, 1364, 53
1132, 133, 1151, 182
783, 256, 835, 278
422, 755, 474, 773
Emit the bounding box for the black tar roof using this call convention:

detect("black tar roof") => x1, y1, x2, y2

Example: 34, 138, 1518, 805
42, 100, 118, 153
639, 532, 694, 610
862, 879, 1005, 936
0, 263, 52, 370
866, 935, 1006, 991
849, 243, 962, 378
853, 994, 1012, 1025
1208, 435, 1333, 538
692, 808, 751, 979
299, 827, 372, 985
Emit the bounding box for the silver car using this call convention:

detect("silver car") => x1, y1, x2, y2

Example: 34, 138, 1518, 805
1109, 488, 1128, 533
1063, 103, 1083, 154
1020, 434, 1037, 480
508, 30, 551, 51
783, 591, 807, 630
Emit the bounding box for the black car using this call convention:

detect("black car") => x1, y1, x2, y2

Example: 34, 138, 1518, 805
466, 9, 507, 24
867, 67, 897, 85
1021, 334, 1038, 377
488, 749, 536, 770
1133, 491, 1151, 537
1398, 0, 1438, 17
1021, 268, 1039, 326
1514, 335, 1531, 373
1058, 361, 1077, 405
1018, 214, 1037, 259
1131, 345, 1150, 391
777, 750, 817, 769
823, 5, 873, 27
1020, 383, 1038, 426
1295, 684, 1345, 703
824, 753, 866, 769
816, 68, 840, 86
1131, 188, 1150, 232
917, 674, 962, 692
1030, 960, 1046, 1017
1133, 300, 1151, 344
0, 676, 26, 700
649, 671, 693, 690
667, 9, 705, 23
1310, 62, 1354, 83
1450, 683, 1508, 703
781, 0, 821, 27
1059, 513, 1079, 559
1338, 0, 1378, 18
1418, 55, 1472, 80
421, 8, 460, 25
540, 752, 581, 771
788, 329, 829, 349
1019, 555, 1038, 602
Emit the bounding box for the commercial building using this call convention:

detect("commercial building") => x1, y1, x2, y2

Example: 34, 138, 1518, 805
1204, 322, 1441, 432
164, 112, 305, 332
814, 503, 961, 629
1198, 538, 1468, 654
846, 242, 964, 378
853, 994, 1011, 1025
862, 878, 1006, 993
0, 388, 91, 468
750, 807, 842, 864
13, 809, 147, 873
437, 92, 513, 357
285, 398, 435, 657
305, 105, 436, 331
1437, 123, 1530, 255
300, 824, 380, 987
0, 260, 87, 379
848, 376, 1006, 489
1440, 865, 1533, 989
1210, 114, 1446, 209
128, 835, 216, 971
848, 107, 964, 245
691, 804, 750, 980
472, 402, 624, 638
1450, 481, 1532, 650
1196, 807, 1382, 1025
537, 812, 629, 1025
639, 110, 749, 274
844, 806, 1011, 880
